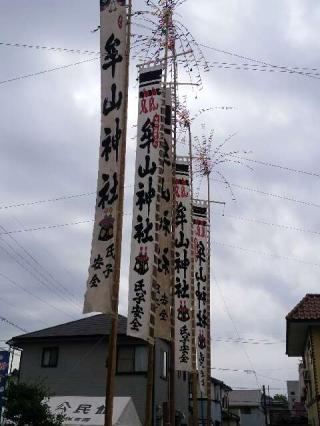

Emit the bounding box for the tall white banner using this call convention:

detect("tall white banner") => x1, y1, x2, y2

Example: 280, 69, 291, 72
175, 158, 192, 371
127, 66, 163, 341
155, 89, 172, 341
193, 201, 209, 395
84, 0, 127, 314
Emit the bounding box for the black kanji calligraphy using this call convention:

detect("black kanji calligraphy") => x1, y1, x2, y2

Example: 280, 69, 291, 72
101, 117, 122, 162
175, 277, 190, 299
196, 282, 207, 309
159, 210, 170, 236
102, 33, 123, 78
134, 215, 153, 244
89, 274, 100, 288
91, 254, 104, 270
135, 177, 156, 216
74, 404, 92, 414
139, 118, 154, 154
103, 264, 113, 278
138, 155, 157, 178
175, 249, 190, 278
195, 266, 207, 283
197, 309, 208, 328
133, 279, 146, 305
176, 202, 187, 230
196, 241, 206, 265
105, 243, 115, 259
175, 230, 190, 249
98, 172, 118, 208
158, 247, 169, 275
103, 83, 123, 116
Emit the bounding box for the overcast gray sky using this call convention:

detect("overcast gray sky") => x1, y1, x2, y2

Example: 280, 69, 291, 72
1, 0, 320, 395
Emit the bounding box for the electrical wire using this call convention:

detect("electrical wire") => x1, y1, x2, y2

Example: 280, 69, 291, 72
214, 276, 260, 387
215, 212, 320, 238
0, 224, 82, 306
0, 270, 77, 320
199, 43, 320, 81
213, 240, 320, 268
0, 239, 82, 311
0, 294, 50, 328
0, 57, 100, 86
212, 178, 320, 209
0, 191, 95, 211
229, 154, 320, 179
0, 41, 99, 56
0, 316, 28, 333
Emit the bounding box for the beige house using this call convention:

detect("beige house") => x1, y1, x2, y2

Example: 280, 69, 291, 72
286, 293, 320, 426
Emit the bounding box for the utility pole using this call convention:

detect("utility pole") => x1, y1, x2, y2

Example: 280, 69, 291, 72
262, 385, 268, 426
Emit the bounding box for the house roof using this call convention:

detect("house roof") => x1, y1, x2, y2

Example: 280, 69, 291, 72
286, 294, 320, 321
8, 314, 127, 346
286, 294, 320, 356
229, 390, 262, 407
211, 377, 232, 391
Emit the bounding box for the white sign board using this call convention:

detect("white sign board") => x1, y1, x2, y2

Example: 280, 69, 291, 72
48, 396, 141, 426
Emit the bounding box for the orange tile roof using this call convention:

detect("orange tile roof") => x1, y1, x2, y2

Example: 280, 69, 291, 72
286, 294, 320, 320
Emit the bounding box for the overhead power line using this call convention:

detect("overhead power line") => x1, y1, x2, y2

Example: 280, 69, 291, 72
216, 212, 320, 238
0, 316, 28, 333
214, 277, 260, 387
0, 270, 77, 320
229, 155, 320, 179
0, 238, 81, 311
0, 57, 100, 86
0, 191, 95, 211
208, 61, 320, 79
213, 240, 320, 269
0, 41, 99, 55
213, 178, 320, 209
199, 43, 320, 81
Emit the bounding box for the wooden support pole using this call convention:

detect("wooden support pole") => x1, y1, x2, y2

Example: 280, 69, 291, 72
145, 343, 155, 425
206, 174, 212, 426
188, 123, 199, 426
104, 2, 131, 425
170, 40, 178, 426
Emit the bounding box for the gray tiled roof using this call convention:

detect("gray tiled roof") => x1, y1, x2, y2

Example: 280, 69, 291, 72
8, 314, 127, 344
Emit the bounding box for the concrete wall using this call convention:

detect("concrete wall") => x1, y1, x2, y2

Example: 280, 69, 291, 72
230, 406, 264, 426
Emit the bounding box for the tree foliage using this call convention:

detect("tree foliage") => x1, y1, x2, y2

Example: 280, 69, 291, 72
3, 381, 64, 426
273, 393, 288, 404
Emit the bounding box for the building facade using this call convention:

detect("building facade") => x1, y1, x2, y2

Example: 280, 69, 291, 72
8, 314, 189, 425
286, 293, 320, 426
229, 389, 265, 426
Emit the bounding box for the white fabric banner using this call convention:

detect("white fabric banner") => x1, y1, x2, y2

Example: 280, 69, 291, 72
84, 0, 127, 314
193, 200, 209, 395
174, 157, 192, 371
127, 65, 163, 341
154, 89, 172, 341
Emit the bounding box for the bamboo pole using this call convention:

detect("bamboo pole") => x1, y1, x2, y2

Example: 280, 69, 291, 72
145, 5, 171, 425
104, 2, 131, 425
188, 123, 199, 426
170, 38, 178, 426
206, 174, 212, 426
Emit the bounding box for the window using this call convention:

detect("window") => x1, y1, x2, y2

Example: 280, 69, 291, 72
117, 346, 147, 373
41, 347, 59, 368
161, 350, 168, 379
